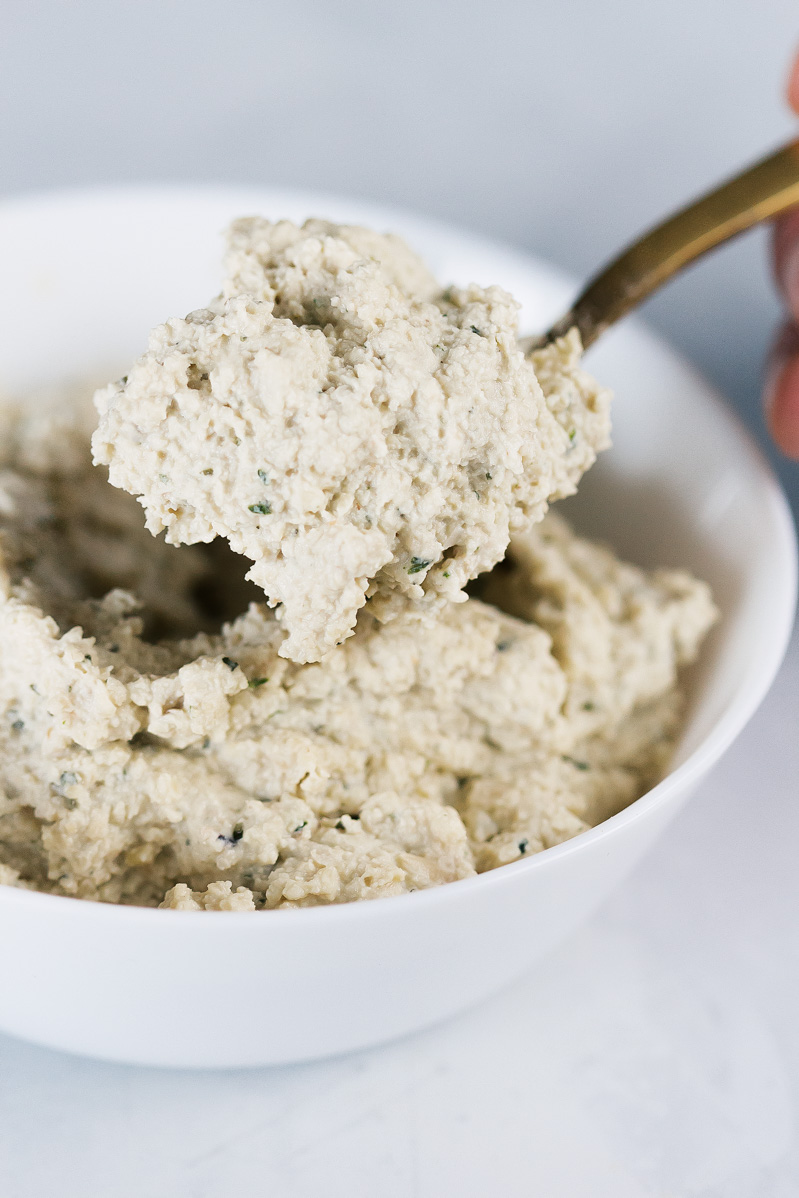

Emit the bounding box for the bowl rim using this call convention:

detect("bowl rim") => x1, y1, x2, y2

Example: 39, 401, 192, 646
0, 182, 796, 929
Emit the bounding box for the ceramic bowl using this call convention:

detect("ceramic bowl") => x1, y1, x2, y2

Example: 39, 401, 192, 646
0, 187, 795, 1067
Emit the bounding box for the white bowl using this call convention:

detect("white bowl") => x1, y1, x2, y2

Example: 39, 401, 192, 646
0, 187, 795, 1068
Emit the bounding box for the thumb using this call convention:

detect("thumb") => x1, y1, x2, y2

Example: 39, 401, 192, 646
788, 47, 799, 113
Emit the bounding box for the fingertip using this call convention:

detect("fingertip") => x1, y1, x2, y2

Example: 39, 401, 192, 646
771, 210, 799, 303
765, 344, 799, 460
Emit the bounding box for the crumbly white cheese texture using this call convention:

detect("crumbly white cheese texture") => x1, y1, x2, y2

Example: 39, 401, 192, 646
92, 218, 611, 663
0, 391, 716, 909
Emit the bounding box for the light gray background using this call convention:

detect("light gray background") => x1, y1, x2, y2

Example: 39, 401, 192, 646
1, 3, 798, 1196
3, 0, 798, 511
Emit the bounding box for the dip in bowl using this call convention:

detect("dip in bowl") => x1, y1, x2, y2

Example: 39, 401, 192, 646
0, 187, 794, 1067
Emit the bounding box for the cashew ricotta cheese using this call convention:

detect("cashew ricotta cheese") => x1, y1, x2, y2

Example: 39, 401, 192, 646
0, 387, 716, 908
0, 222, 717, 910
92, 219, 610, 663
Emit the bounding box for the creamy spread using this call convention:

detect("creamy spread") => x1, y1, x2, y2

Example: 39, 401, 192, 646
93, 219, 611, 663
0, 220, 717, 910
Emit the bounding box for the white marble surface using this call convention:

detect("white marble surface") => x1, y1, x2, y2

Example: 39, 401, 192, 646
0, 1, 798, 1194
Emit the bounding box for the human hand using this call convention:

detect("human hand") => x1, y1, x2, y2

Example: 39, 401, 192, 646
767, 52, 799, 459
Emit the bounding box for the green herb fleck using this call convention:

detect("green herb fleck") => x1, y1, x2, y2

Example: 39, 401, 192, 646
232, 823, 244, 842
202, 467, 214, 475
158, 473, 168, 483
407, 556, 431, 575
257, 469, 269, 484
248, 677, 269, 688
337, 811, 361, 830
11, 719, 24, 732
292, 820, 308, 834
222, 657, 238, 671
582, 700, 595, 711
63, 797, 78, 810
518, 839, 529, 855
470, 324, 486, 337
248, 502, 272, 515
58, 771, 78, 788
485, 472, 492, 480
496, 640, 512, 652
443, 571, 450, 578
562, 755, 589, 771
568, 428, 577, 442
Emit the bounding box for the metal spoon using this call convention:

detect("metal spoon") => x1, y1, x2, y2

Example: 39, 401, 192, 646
531, 137, 799, 351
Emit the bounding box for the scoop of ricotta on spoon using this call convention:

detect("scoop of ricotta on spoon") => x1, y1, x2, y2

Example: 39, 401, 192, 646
92, 218, 611, 663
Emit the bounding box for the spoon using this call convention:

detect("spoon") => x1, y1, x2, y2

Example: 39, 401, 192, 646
531, 137, 799, 351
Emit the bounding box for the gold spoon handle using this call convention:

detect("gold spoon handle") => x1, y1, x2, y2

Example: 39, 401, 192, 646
540, 137, 799, 350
